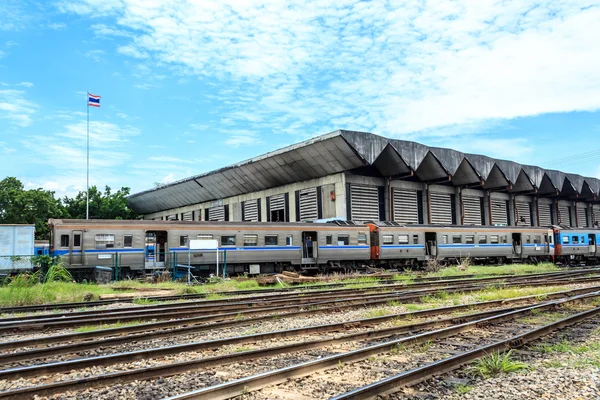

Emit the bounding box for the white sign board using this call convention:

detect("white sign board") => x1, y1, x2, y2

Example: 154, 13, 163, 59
189, 239, 218, 250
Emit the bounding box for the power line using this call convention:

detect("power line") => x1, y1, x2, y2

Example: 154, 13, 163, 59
540, 148, 600, 167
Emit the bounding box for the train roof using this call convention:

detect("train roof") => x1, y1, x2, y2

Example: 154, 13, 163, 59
48, 219, 370, 228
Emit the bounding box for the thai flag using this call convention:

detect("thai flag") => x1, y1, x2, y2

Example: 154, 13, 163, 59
88, 93, 101, 107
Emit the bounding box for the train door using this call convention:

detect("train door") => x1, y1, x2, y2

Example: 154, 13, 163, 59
301, 231, 318, 264
70, 230, 83, 265
425, 232, 437, 258
367, 224, 380, 260
512, 233, 522, 258
145, 230, 167, 268
544, 231, 551, 254
588, 234, 596, 256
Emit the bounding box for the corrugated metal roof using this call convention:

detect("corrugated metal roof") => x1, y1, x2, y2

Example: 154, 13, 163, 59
129, 130, 600, 214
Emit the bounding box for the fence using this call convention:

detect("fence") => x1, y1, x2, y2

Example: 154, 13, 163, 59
0, 251, 228, 282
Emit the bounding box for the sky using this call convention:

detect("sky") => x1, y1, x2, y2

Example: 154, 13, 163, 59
1, 0, 600, 198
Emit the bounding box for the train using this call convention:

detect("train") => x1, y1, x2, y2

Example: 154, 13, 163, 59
47, 219, 600, 279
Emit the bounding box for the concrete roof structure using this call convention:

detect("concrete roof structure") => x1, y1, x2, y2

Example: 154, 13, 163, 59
128, 130, 600, 214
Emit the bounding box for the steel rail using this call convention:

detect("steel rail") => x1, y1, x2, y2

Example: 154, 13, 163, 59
3, 273, 599, 332
163, 292, 600, 400
2, 267, 596, 314
2, 281, 599, 354
0, 276, 583, 332
329, 305, 600, 400
1, 269, 589, 323
0, 280, 588, 365
0, 293, 597, 399
0, 305, 522, 381
0, 276, 600, 331
2, 284, 598, 363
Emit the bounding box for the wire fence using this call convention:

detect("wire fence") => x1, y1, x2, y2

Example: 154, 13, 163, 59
0, 251, 227, 282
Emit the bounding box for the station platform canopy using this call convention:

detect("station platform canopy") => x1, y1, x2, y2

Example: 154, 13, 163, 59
128, 130, 600, 214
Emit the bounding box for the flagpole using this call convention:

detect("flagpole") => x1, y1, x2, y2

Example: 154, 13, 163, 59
86, 91, 90, 220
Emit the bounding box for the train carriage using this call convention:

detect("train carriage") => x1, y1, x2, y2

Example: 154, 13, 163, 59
554, 228, 600, 264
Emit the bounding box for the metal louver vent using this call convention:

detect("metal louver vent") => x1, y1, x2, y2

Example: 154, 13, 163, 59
392, 188, 418, 224
167, 214, 177, 221
538, 203, 552, 226
557, 203, 570, 226
490, 199, 507, 225
515, 202, 531, 226
594, 205, 600, 226
462, 195, 482, 225
269, 194, 285, 211
350, 185, 379, 222
429, 192, 452, 224
208, 206, 225, 222
243, 199, 259, 222
182, 211, 193, 221
576, 203, 588, 227
299, 188, 318, 221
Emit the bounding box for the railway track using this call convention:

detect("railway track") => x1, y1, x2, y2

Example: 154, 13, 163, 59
0, 285, 598, 399
165, 294, 600, 400
1, 272, 599, 333
1, 267, 596, 314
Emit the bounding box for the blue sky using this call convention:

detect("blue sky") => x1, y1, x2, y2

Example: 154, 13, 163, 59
1, 0, 599, 198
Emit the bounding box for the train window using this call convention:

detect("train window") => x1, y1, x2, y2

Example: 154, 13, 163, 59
95, 234, 115, 249
326, 235, 333, 245
358, 234, 368, 245
452, 236, 462, 244
490, 235, 499, 244
442, 235, 448, 244
383, 235, 394, 244
337, 235, 350, 245
501, 235, 508, 244
465, 235, 474, 244
412, 235, 419, 244
398, 235, 409, 245
73, 234, 81, 247
533, 236, 541, 244
60, 235, 69, 248
572, 236, 579, 244
180, 236, 188, 247
581, 236, 585, 243
526, 235, 531, 244
243, 234, 258, 246
478, 236, 487, 244
197, 234, 213, 240
562, 236, 569, 244
222, 235, 236, 246
124, 235, 133, 248
286, 235, 293, 246
265, 235, 278, 246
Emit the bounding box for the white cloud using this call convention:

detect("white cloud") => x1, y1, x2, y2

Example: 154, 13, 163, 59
161, 173, 175, 183
0, 89, 37, 127
224, 134, 263, 148
60, 0, 600, 140
47, 22, 66, 30
82, 49, 105, 62
90, 23, 131, 38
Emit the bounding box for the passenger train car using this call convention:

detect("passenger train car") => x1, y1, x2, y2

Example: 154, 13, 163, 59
48, 219, 599, 279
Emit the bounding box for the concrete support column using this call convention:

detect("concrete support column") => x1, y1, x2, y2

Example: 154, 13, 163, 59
483, 190, 491, 226
384, 177, 391, 221
508, 194, 515, 226
455, 187, 462, 225
588, 203, 594, 227
551, 199, 558, 225
531, 198, 538, 227
423, 183, 430, 224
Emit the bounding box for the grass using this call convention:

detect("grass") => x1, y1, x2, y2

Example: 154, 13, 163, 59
535, 339, 600, 354
471, 286, 565, 302
75, 320, 144, 333
362, 308, 392, 319
518, 311, 566, 325
469, 350, 530, 378
132, 298, 161, 306
454, 384, 474, 395
427, 263, 559, 278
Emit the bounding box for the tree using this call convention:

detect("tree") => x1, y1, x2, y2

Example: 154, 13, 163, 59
62, 185, 138, 220
0, 177, 139, 240
0, 177, 66, 239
